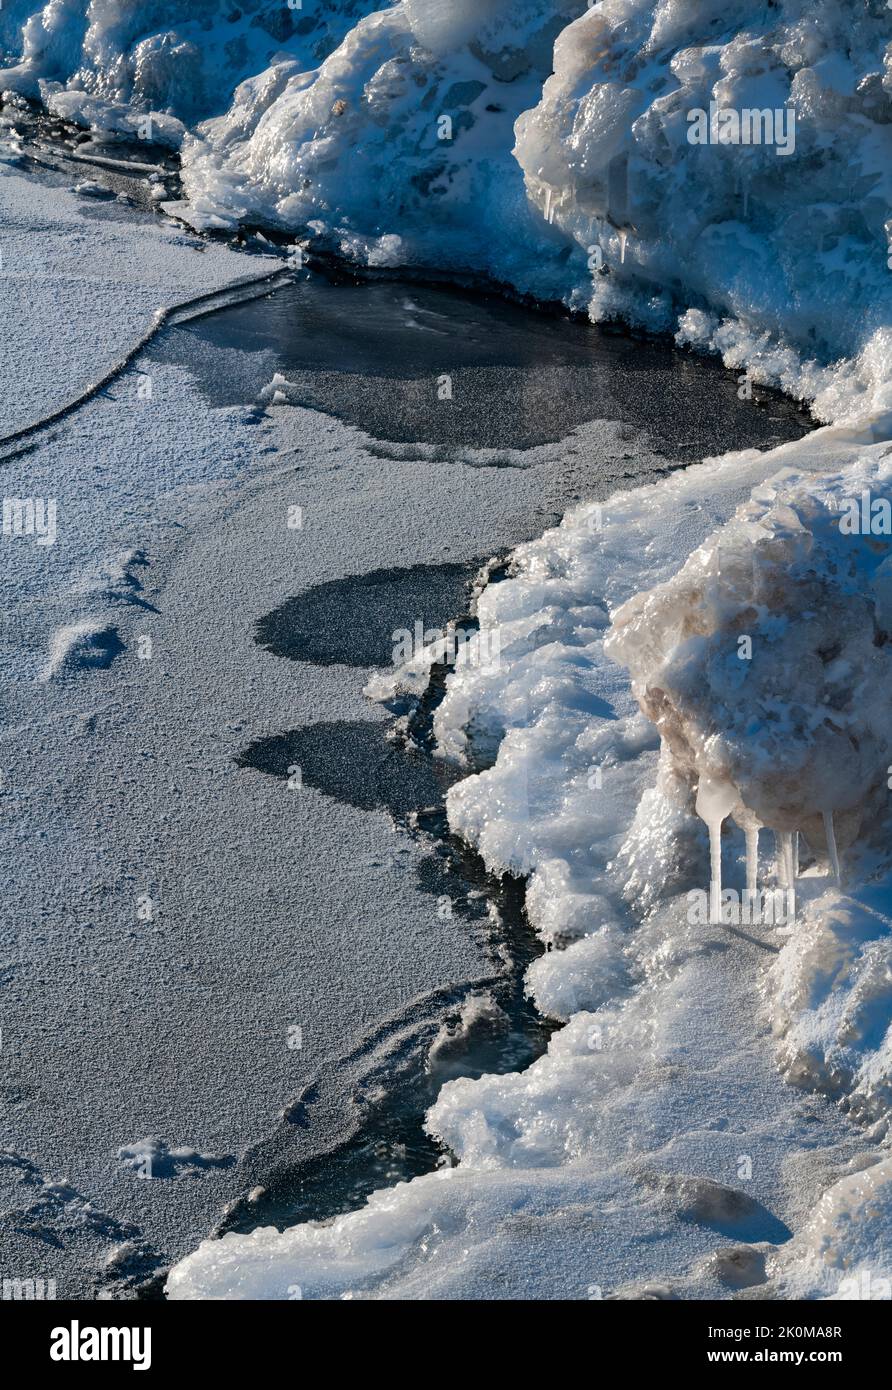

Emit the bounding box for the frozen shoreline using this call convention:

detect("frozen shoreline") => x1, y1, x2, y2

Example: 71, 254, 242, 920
170, 417, 892, 1301
0, 152, 753, 1296
4, 3, 892, 424
4, 0, 892, 1301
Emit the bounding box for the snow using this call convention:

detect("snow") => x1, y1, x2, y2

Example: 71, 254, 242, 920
771, 1156, 892, 1300
0, 163, 276, 439
606, 454, 892, 873
185, 0, 890, 422
6, 140, 718, 1294
41, 617, 123, 679
5, 2, 892, 418
0, 1, 388, 137
6, 0, 872, 428
117, 1138, 234, 1179
770, 884, 892, 1128
5, 0, 892, 1303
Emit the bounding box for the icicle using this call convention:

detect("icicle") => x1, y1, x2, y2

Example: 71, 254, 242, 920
708, 822, 723, 923
791, 831, 799, 881
823, 810, 841, 884
618, 228, 628, 264
775, 830, 789, 887
696, 777, 737, 925
782, 832, 796, 927
544, 187, 553, 224
745, 826, 759, 897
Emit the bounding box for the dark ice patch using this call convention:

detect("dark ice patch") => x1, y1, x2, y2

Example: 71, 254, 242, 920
148, 273, 811, 456
255, 561, 478, 667
237, 720, 457, 816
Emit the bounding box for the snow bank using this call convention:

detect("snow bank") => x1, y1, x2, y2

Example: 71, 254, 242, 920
0, 1, 387, 140
514, 0, 892, 417
175, 0, 892, 420
603, 444, 892, 1141
769, 884, 892, 1129
176, 0, 584, 293
771, 1156, 892, 1299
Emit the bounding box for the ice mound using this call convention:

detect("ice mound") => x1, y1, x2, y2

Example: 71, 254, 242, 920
177, 0, 892, 416
0, 1, 387, 137
606, 454, 892, 908
769, 883, 892, 1127
513, 1, 892, 417
770, 1156, 892, 1299
176, 0, 584, 292
651, 1173, 777, 1238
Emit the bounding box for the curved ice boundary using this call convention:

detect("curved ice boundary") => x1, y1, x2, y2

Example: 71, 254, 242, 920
3, 2, 892, 415
166, 412, 892, 1300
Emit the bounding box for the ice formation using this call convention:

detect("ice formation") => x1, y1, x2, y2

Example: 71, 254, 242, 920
168, 419, 892, 1299
174, 0, 585, 284
771, 1156, 892, 1299
605, 454, 892, 907
6, 0, 892, 1303
0, 1, 387, 139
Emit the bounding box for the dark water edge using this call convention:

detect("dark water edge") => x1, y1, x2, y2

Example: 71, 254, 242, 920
148, 265, 813, 459
0, 98, 180, 198
209, 562, 554, 1246
135, 582, 553, 1298
139, 260, 811, 1298
2, 99, 813, 455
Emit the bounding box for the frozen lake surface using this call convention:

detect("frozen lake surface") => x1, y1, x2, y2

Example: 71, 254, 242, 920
0, 151, 809, 1297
